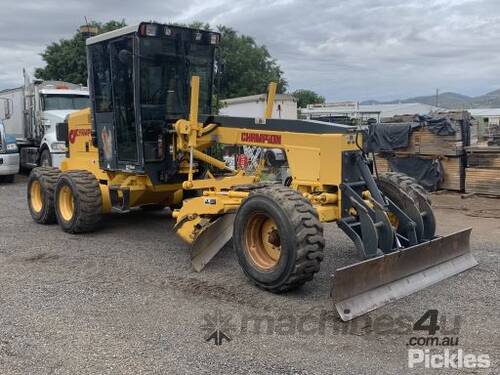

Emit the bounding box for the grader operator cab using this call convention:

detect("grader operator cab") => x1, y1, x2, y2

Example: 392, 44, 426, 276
27, 22, 477, 321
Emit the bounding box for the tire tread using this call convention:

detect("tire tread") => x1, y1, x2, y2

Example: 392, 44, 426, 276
239, 185, 324, 293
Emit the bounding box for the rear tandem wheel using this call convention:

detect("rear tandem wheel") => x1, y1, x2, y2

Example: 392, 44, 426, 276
27, 167, 61, 224
54, 170, 103, 233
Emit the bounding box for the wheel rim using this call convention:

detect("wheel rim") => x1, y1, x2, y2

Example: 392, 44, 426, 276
58, 185, 75, 221
244, 213, 281, 270
387, 211, 400, 229
30, 180, 43, 213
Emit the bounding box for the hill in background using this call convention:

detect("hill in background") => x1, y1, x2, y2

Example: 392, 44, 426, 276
361, 89, 500, 109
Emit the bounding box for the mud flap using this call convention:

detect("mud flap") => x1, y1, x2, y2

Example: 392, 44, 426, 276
191, 213, 236, 272
332, 228, 477, 321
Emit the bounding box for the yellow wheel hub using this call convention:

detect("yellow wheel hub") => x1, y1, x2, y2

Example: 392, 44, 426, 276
58, 185, 75, 221
30, 180, 43, 213
244, 213, 281, 270
387, 211, 400, 229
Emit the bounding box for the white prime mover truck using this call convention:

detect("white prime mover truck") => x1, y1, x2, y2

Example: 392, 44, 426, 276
0, 74, 89, 168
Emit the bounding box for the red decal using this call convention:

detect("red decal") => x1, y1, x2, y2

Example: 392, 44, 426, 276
69, 128, 91, 144
241, 132, 281, 145
69, 129, 76, 144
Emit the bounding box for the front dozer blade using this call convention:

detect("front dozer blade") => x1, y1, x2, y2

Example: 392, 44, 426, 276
191, 213, 236, 272
332, 228, 477, 321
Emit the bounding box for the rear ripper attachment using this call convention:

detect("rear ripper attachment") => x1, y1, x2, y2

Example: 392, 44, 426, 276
333, 152, 477, 321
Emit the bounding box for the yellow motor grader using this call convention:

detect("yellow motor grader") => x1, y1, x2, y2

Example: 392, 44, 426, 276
27, 22, 476, 320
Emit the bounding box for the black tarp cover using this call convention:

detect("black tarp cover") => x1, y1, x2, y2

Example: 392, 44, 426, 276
364, 123, 415, 152
416, 115, 457, 136
382, 155, 443, 191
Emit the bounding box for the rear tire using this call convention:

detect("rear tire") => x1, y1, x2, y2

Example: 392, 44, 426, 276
27, 167, 61, 224
233, 185, 325, 292
54, 170, 102, 233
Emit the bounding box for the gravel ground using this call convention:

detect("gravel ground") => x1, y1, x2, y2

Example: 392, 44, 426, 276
0, 175, 499, 374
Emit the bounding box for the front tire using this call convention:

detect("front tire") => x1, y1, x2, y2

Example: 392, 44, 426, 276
233, 185, 324, 293
27, 167, 61, 224
376, 171, 436, 240
54, 170, 103, 233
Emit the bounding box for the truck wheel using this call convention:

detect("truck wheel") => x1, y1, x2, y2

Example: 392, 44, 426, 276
27, 167, 61, 224
376, 172, 436, 240
54, 170, 102, 233
0, 175, 15, 183
233, 185, 325, 292
40, 149, 52, 167
4, 175, 15, 183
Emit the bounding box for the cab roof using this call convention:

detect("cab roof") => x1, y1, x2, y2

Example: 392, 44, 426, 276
86, 22, 219, 46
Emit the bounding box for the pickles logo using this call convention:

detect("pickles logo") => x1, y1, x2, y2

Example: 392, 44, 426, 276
241, 132, 281, 145
69, 128, 91, 144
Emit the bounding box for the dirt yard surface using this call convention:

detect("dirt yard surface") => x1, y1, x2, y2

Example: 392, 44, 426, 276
0, 175, 499, 374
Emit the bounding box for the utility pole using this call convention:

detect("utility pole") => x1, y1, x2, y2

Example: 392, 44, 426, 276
435, 88, 439, 107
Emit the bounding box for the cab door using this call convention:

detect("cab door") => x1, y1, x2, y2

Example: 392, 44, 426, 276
109, 37, 140, 168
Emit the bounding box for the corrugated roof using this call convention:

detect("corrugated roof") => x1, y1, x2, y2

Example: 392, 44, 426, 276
469, 108, 500, 117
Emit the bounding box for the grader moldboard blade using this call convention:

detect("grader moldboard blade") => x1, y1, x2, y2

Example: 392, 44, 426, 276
191, 213, 236, 272
332, 228, 477, 321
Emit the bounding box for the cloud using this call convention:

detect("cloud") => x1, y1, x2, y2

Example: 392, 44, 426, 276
0, 0, 499, 101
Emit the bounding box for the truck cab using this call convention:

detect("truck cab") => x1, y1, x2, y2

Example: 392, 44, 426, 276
0, 121, 19, 182
35, 83, 89, 167
0, 78, 89, 169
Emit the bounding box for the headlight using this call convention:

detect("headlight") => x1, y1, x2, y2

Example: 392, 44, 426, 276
51, 142, 67, 152
6, 143, 18, 152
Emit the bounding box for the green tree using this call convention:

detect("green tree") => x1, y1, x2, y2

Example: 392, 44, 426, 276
34, 20, 126, 84
217, 26, 287, 98
35, 20, 287, 99
292, 89, 325, 108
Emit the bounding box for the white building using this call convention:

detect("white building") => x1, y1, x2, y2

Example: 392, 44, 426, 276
469, 108, 500, 125
300, 102, 444, 122
220, 94, 297, 119
469, 108, 500, 142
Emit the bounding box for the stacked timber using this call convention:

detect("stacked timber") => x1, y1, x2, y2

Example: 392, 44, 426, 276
409, 128, 464, 156
439, 156, 464, 191
374, 111, 477, 191
465, 146, 500, 196
388, 112, 476, 156
373, 155, 391, 173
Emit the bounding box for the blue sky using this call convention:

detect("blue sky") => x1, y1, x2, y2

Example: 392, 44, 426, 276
1, 0, 499, 101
